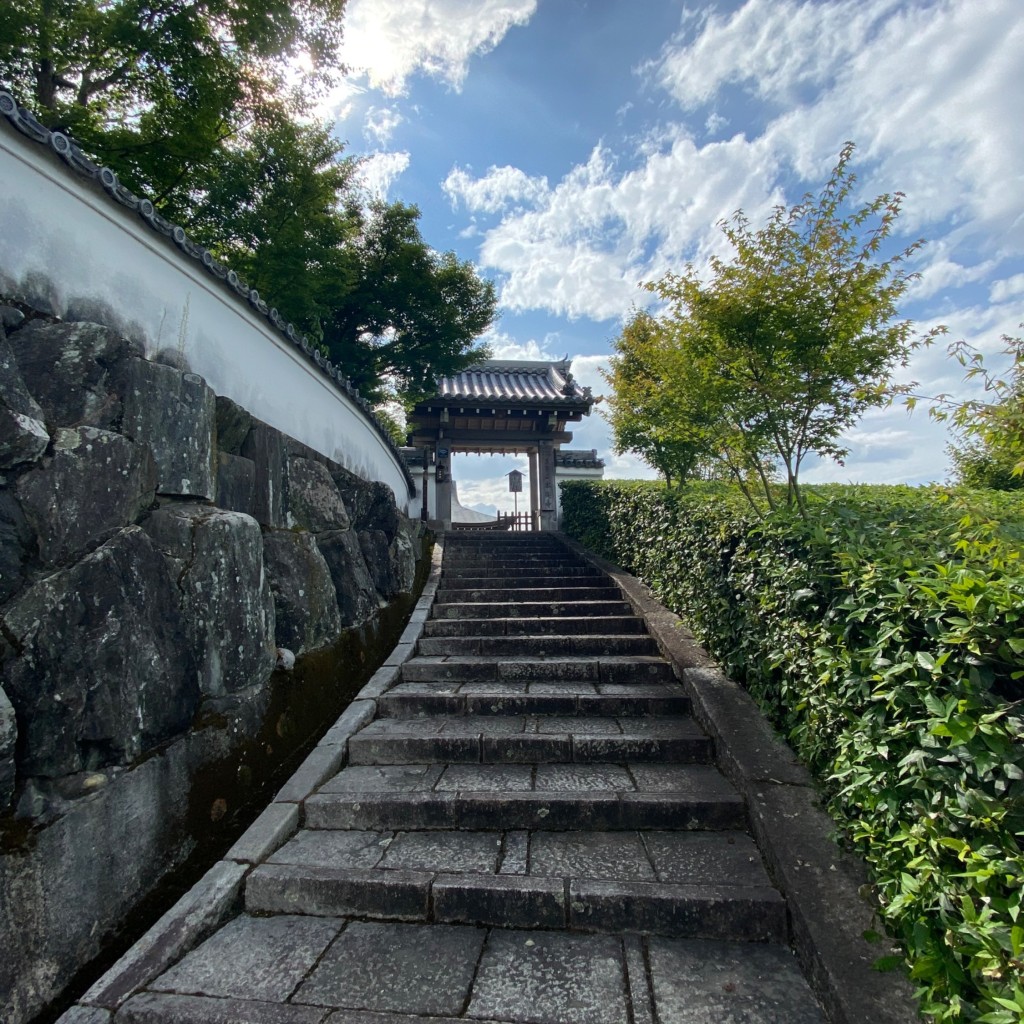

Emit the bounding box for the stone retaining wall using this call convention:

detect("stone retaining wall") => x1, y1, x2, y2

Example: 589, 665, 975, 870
0, 306, 427, 1024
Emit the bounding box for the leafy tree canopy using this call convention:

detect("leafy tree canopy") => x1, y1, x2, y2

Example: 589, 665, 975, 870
927, 333, 1024, 490
183, 112, 363, 338
602, 309, 721, 487
0, 0, 346, 203
614, 142, 941, 515
0, 0, 499, 410
322, 201, 496, 407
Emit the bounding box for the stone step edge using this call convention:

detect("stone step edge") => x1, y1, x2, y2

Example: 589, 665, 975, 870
376, 693, 692, 716
243, 863, 788, 942
554, 532, 921, 1024
61, 536, 452, 1019
346, 733, 713, 767
303, 790, 746, 831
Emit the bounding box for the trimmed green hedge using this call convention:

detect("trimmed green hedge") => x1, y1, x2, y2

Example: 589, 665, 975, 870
562, 480, 1024, 1023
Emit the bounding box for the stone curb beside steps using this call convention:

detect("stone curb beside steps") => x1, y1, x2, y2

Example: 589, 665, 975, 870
556, 531, 920, 1024
59, 538, 447, 1021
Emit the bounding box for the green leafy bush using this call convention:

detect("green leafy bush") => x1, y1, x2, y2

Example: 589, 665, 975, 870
561, 480, 1024, 1022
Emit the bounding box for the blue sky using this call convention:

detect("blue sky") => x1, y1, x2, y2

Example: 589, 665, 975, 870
323, 0, 1024, 515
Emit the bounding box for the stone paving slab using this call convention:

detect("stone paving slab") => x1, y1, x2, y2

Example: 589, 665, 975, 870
647, 937, 826, 1023
292, 922, 485, 1018
434, 764, 534, 791
149, 916, 342, 1003
115, 922, 831, 1024
533, 763, 633, 791
268, 829, 392, 869
468, 930, 627, 1024
116, 992, 329, 1023
317, 764, 445, 794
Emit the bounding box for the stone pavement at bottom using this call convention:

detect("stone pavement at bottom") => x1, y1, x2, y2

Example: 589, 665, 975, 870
110, 533, 829, 1024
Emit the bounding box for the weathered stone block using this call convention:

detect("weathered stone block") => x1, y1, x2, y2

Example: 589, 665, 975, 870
287, 456, 350, 532
121, 360, 215, 498
391, 518, 417, 595
214, 395, 252, 455
332, 468, 399, 540
0, 406, 48, 469
359, 528, 397, 598
215, 452, 256, 516
0, 305, 26, 332
144, 504, 275, 697
8, 320, 142, 430
241, 421, 286, 527
0, 527, 199, 777
262, 529, 342, 655
0, 333, 49, 469
0, 685, 16, 810
315, 529, 381, 626
0, 486, 33, 604
16, 427, 157, 567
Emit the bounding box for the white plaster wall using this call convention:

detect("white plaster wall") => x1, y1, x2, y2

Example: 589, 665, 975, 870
0, 119, 415, 509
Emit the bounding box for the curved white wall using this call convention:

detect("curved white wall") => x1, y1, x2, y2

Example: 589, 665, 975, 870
0, 100, 415, 508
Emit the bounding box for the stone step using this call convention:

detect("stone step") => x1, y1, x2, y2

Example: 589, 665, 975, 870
416, 634, 660, 657
433, 585, 624, 602
377, 686, 691, 718
119, 921, 827, 1024
400, 655, 675, 684
442, 565, 603, 581
244, 828, 785, 941
346, 715, 712, 765
305, 767, 745, 830
441, 556, 582, 568
422, 615, 647, 638
444, 544, 565, 552
432, 599, 632, 619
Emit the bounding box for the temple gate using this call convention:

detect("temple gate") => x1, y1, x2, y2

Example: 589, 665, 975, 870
407, 358, 597, 531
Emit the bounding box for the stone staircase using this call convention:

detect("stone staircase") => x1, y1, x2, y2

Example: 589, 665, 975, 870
116, 532, 827, 1023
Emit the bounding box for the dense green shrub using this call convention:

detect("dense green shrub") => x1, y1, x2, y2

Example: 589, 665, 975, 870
561, 480, 1024, 1022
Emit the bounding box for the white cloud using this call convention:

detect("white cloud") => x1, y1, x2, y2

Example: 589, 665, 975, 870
340, 0, 537, 96
704, 113, 729, 136
904, 248, 998, 303
451, 0, 1023, 334
990, 273, 1024, 304
751, 0, 1024, 248
363, 105, 404, 146
356, 151, 411, 199
652, 0, 902, 110
451, 135, 781, 320
478, 328, 557, 362
444, 165, 549, 214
